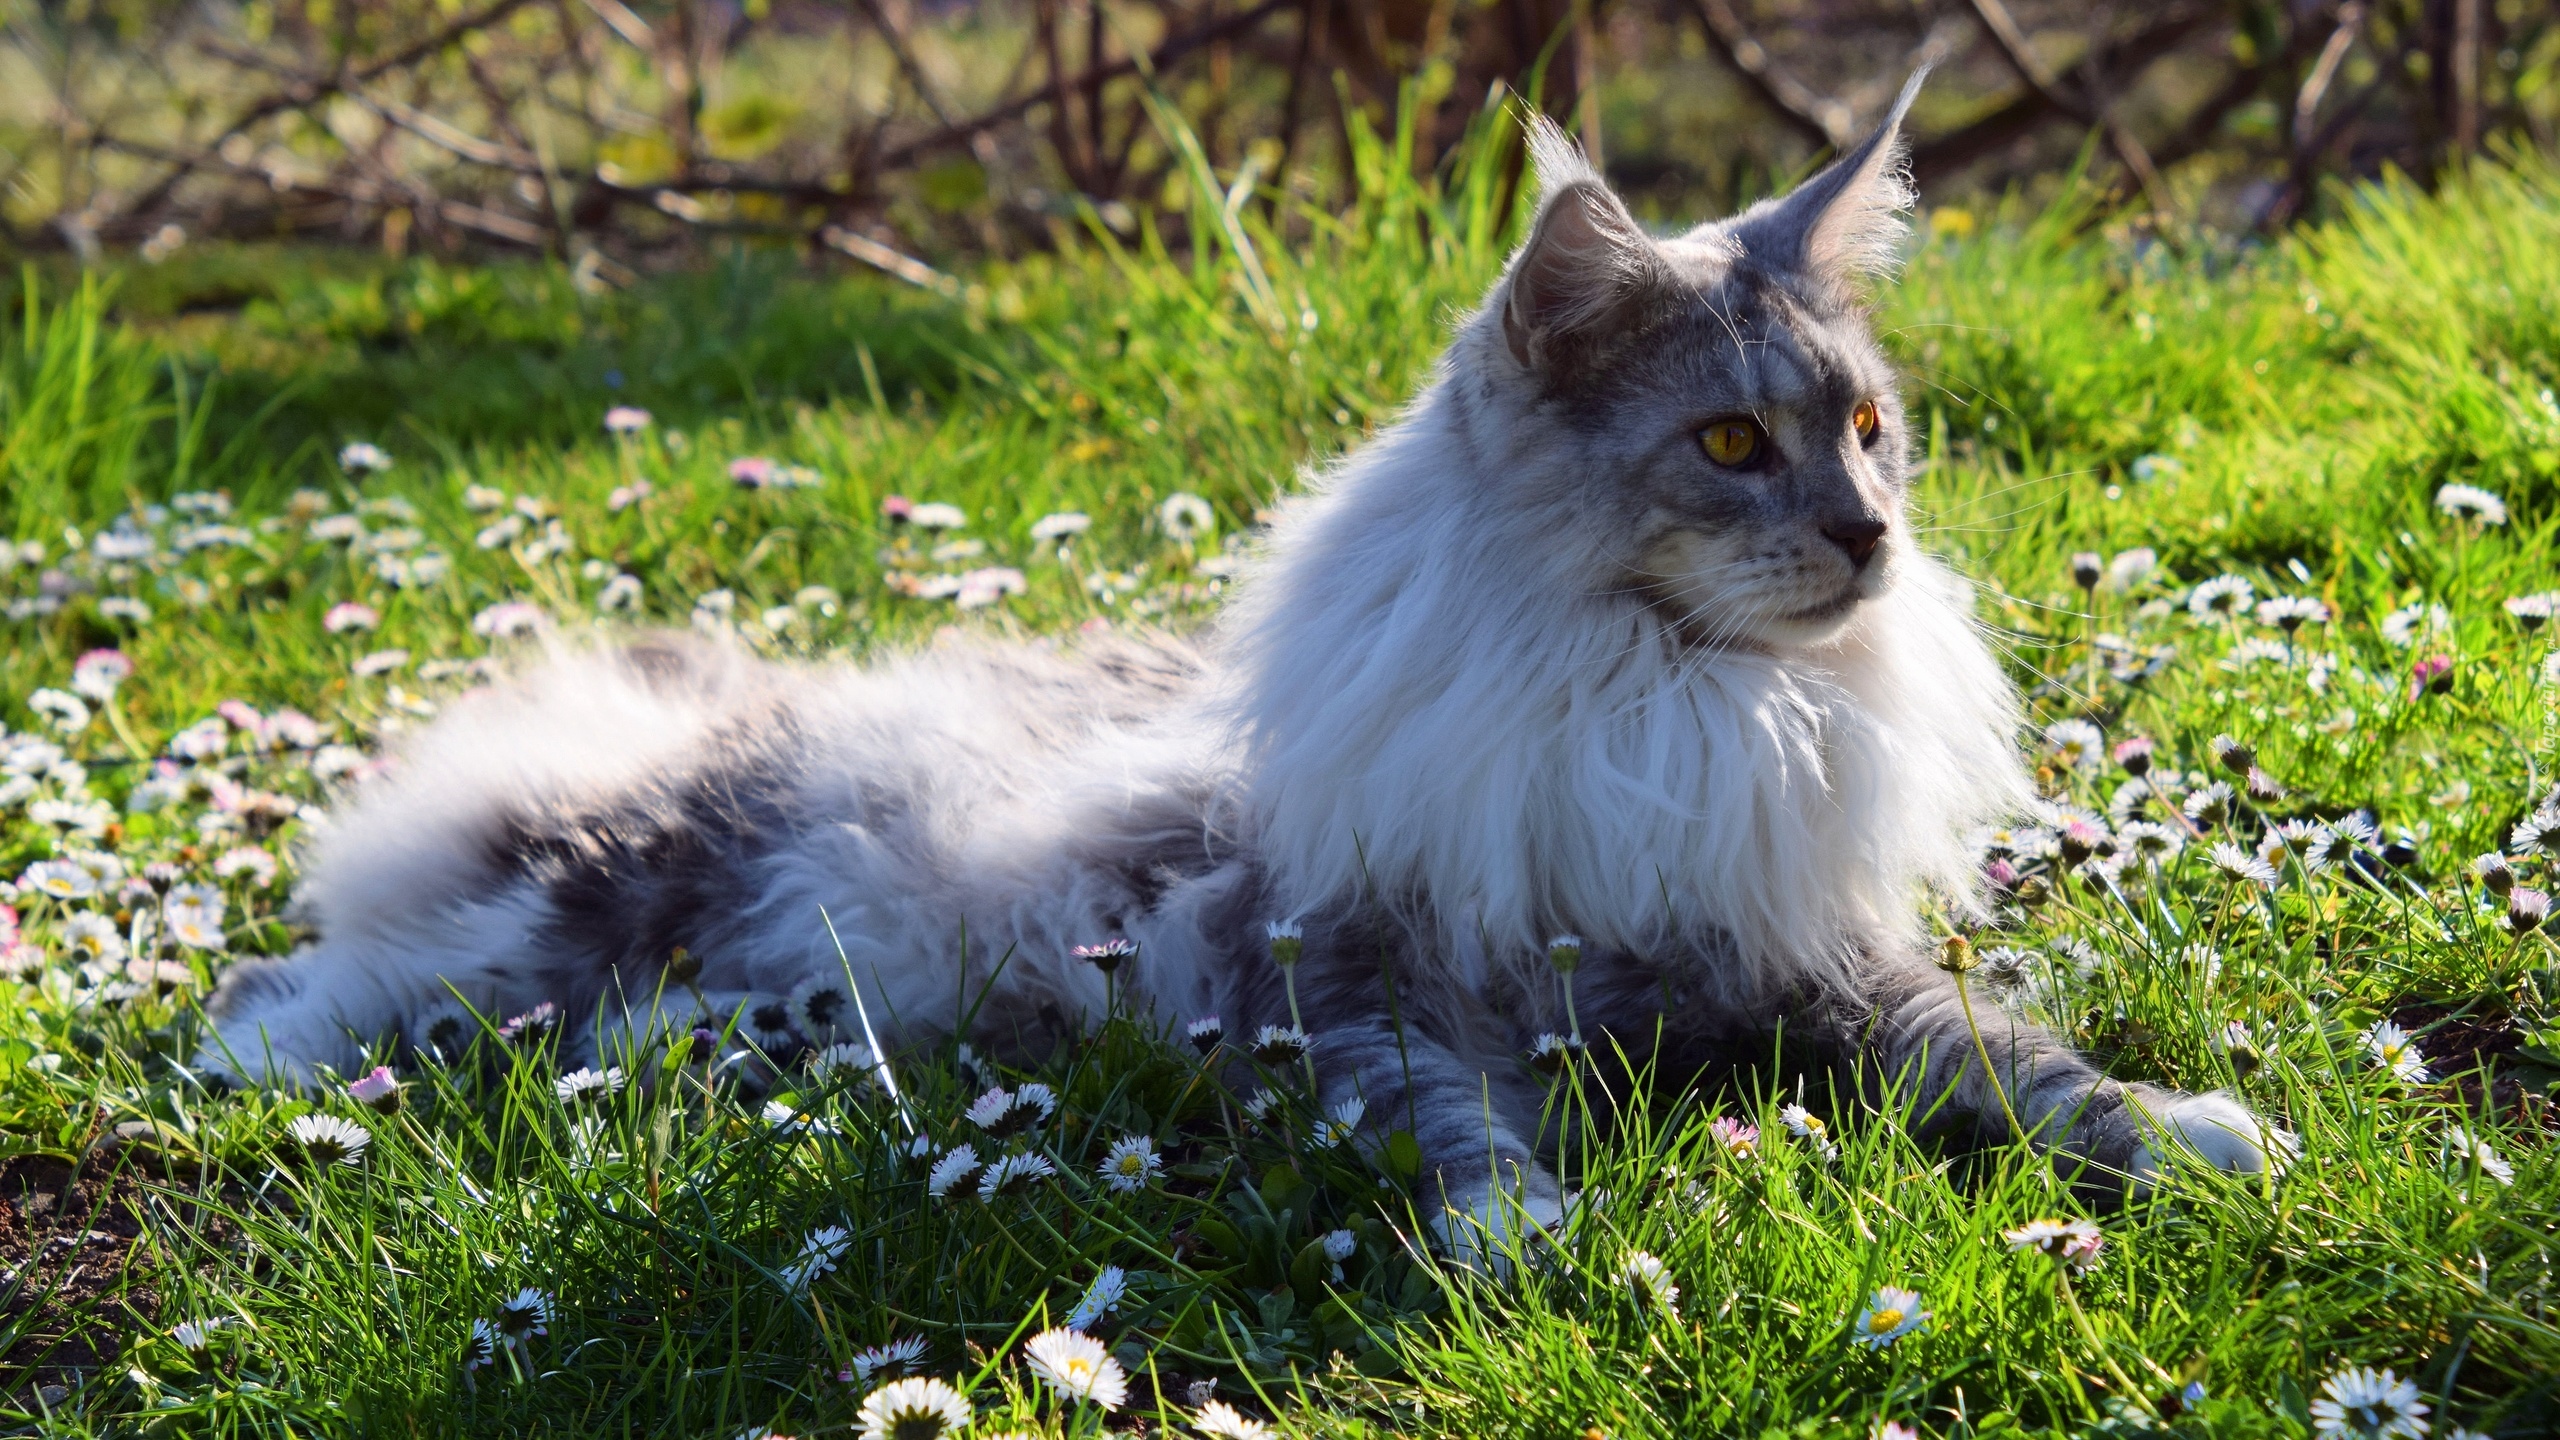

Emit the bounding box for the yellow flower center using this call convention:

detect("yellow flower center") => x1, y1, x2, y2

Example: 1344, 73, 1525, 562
1868, 1308, 1904, 1332
1065, 1358, 1095, 1381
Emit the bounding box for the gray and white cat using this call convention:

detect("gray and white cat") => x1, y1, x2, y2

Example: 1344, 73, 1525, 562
207, 77, 2286, 1246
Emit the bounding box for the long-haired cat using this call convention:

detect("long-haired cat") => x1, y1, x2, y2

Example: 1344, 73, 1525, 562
206, 75, 2286, 1246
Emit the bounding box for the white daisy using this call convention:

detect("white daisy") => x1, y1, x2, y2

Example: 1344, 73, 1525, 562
2435, 483, 2507, 526
1310, 1096, 1365, 1148
927, 1145, 984, 1199
1192, 1399, 1272, 1439
1248, 1024, 1311, 1065
169, 1317, 228, 1357
976, 1150, 1058, 1200
2003, 1217, 2105, 1272
1184, 1015, 1225, 1054
778, 1225, 854, 1293
2447, 1127, 2514, 1186
554, 1066, 625, 1106
2256, 595, 2330, 632
2044, 719, 2104, 772
462, 1317, 499, 1372
2309, 1364, 2429, 1439
492, 1288, 553, 1348
846, 1334, 928, 1384
1156, 492, 1216, 542
1097, 1135, 1163, 1194
1620, 1250, 1679, 1314
2510, 806, 2560, 858
1779, 1103, 1839, 1161
2381, 602, 2451, 648
856, 1375, 972, 1440
1030, 511, 1092, 542
787, 975, 859, 1043
2188, 575, 2255, 620
1850, 1286, 1929, 1349
2208, 841, 2279, 888
1022, 1326, 1128, 1410
2365, 1020, 2431, 1085
2116, 820, 2183, 865
763, 1099, 841, 1138
807, 1041, 879, 1085
1063, 1265, 1129, 1330
287, 1113, 371, 1168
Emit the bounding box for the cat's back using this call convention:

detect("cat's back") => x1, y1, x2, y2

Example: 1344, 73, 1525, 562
293, 628, 1222, 948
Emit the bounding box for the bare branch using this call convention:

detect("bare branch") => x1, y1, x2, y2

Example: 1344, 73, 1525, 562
1686, 0, 1852, 149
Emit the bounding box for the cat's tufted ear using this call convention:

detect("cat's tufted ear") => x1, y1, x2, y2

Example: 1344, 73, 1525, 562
1729, 66, 1928, 285
1501, 115, 1668, 375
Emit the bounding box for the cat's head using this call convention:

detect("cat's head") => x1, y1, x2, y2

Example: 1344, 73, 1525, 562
1464, 73, 1927, 650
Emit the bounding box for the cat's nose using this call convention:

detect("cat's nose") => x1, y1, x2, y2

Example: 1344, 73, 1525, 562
1822, 516, 1888, 569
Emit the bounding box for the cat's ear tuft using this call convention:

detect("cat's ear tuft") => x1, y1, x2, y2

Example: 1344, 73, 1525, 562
1734, 66, 1927, 285
1502, 115, 1666, 374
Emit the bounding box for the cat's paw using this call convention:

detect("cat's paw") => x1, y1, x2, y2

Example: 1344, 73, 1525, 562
2130, 1089, 2296, 1179
1430, 1174, 1564, 1275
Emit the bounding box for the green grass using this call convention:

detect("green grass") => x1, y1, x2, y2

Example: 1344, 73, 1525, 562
3, 110, 2559, 1438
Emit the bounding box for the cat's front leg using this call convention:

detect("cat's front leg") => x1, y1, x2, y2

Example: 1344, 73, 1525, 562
1862, 956, 2294, 1183
1303, 1015, 1561, 1267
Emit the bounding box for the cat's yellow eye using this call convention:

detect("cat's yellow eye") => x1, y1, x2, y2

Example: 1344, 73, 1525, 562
1699, 419, 1762, 468
1852, 399, 1880, 443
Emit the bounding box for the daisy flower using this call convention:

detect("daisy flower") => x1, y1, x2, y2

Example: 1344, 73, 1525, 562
907, 502, 968, 530
2103, 546, 2156, 591
1063, 1265, 1128, 1330
1184, 1015, 1225, 1054
1525, 1031, 1579, 1077
762, 1099, 841, 1139
2435, 483, 2507, 526
2187, 575, 2254, 620
462, 1317, 500, 1372
1156, 492, 1216, 542
1546, 935, 1584, 973
1029, 511, 1091, 542
1022, 1326, 1128, 1410
2511, 806, 2560, 858
169, 1317, 227, 1358
2003, 1217, 2105, 1272
807, 1041, 878, 1085
554, 1066, 625, 1106
2504, 592, 2559, 630
602, 406, 652, 434
927, 1145, 984, 1199
1779, 1103, 1839, 1161
1193, 1399, 1271, 1439
778, 1225, 854, 1293
70, 649, 132, 701
2448, 1127, 2514, 1186
2381, 602, 2450, 648
1265, 919, 1303, 969
1248, 1024, 1312, 1066
2365, 1020, 2431, 1084
2044, 719, 2104, 772
845, 1334, 928, 1384
347, 1065, 403, 1113
2508, 888, 2551, 935
323, 602, 380, 634
856, 1376, 972, 1440
2310, 1364, 2429, 1439
1072, 937, 1138, 973
492, 1288, 553, 1348
1708, 1116, 1760, 1160
2116, 820, 2183, 865
1620, 1250, 1679, 1314
338, 441, 393, 473
288, 1113, 371, 1169
1873, 1425, 1920, 1440
2207, 841, 2279, 888
787, 976, 858, 1043
1097, 1134, 1163, 1193
1850, 1286, 1929, 1349
976, 1151, 1058, 1200
28, 688, 92, 734
2256, 595, 2330, 633
1310, 1096, 1365, 1149
2183, 781, 2235, 829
